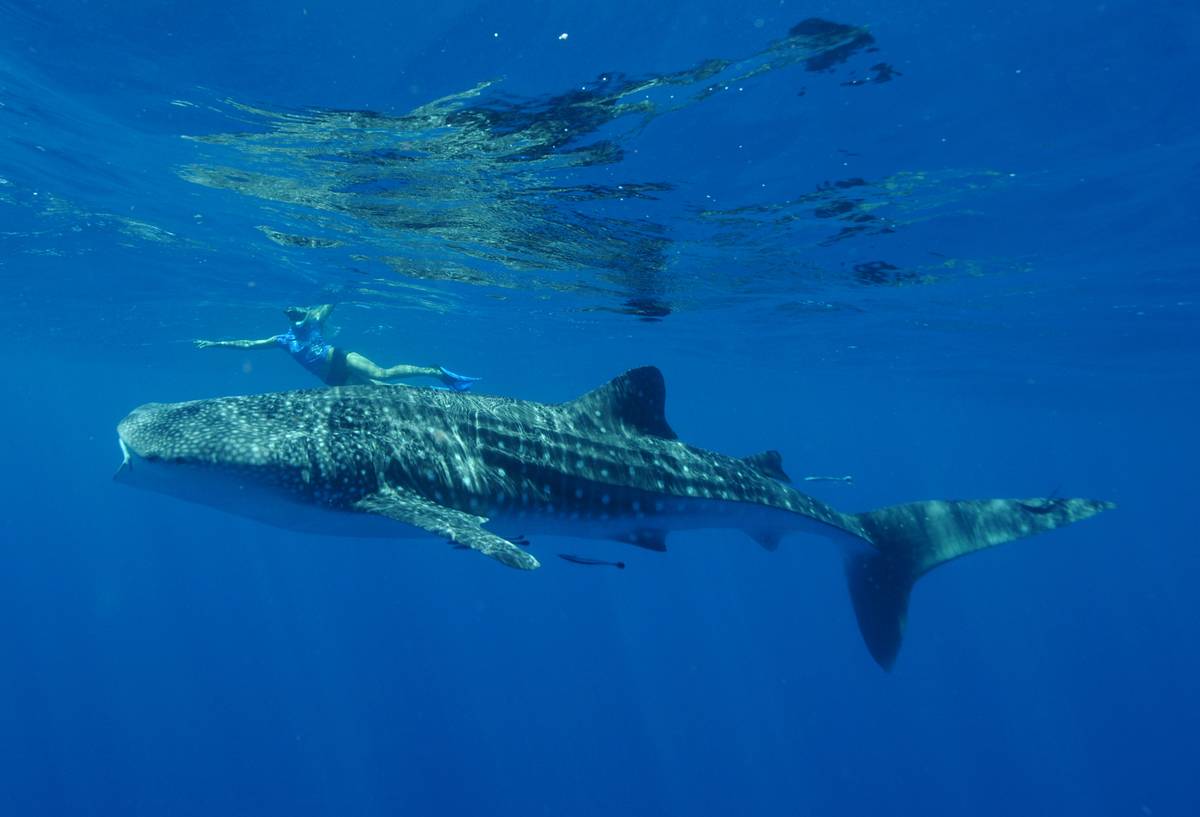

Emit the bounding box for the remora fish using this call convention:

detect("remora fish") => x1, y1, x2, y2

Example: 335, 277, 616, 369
114, 367, 1112, 668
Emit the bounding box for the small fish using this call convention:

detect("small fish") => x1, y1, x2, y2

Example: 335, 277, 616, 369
558, 554, 626, 569
453, 535, 530, 549
802, 474, 854, 484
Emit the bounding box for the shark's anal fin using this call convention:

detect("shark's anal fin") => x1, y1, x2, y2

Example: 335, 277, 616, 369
353, 489, 540, 570
613, 529, 668, 552
750, 530, 783, 551
741, 450, 790, 482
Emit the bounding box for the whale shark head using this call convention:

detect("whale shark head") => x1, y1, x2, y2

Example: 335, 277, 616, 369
114, 397, 322, 508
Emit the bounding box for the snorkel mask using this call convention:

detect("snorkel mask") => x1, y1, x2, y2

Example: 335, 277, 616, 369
283, 305, 311, 326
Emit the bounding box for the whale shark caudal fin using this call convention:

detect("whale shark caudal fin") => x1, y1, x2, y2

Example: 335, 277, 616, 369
847, 497, 1114, 670
353, 488, 540, 570
566, 366, 677, 440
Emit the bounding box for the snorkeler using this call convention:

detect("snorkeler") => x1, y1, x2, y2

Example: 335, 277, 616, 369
194, 303, 481, 390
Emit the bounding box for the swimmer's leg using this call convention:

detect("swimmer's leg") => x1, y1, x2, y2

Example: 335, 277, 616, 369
344, 352, 439, 383
345, 352, 480, 390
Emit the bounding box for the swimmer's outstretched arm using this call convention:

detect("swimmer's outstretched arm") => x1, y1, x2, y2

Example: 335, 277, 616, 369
194, 337, 278, 350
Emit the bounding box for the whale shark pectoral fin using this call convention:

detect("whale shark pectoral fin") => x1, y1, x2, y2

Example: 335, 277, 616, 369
353, 489, 540, 570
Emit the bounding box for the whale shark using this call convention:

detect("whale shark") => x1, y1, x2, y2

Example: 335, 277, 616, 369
114, 366, 1112, 668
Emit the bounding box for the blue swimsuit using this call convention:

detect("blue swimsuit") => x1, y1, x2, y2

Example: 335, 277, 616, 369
274, 324, 349, 385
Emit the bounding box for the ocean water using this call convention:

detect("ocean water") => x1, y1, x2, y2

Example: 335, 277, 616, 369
1, 1, 1197, 815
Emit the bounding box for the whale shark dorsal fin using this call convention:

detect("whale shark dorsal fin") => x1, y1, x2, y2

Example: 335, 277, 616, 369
353, 488, 539, 570
742, 450, 790, 482
567, 366, 677, 439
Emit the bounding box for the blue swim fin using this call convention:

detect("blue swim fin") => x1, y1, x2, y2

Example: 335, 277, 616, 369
439, 366, 482, 391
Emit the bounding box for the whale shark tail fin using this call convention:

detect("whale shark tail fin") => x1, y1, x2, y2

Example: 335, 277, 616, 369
847, 497, 1114, 670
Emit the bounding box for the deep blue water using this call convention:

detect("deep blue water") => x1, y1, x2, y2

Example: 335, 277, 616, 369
2, 1, 1198, 815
